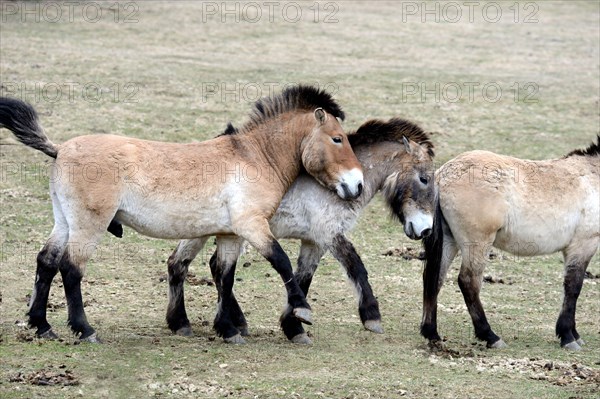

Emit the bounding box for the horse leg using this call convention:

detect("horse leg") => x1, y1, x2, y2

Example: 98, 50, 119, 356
209, 250, 248, 336
421, 228, 459, 344
213, 236, 245, 343
166, 238, 208, 336
238, 221, 312, 326
329, 234, 382, 334
556, 240, 597, 350
59, 227, 105, 342
28, 186, 69, 338
457, 241, 505, 348
280, 240, 325, 344
28, 230, 68, 338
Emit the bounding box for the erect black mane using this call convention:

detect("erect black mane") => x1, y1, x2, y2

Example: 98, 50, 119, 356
233, 84, 344, 134
566, 135, 600, 158
221, 122, 238, 136
349, 118, 435, 157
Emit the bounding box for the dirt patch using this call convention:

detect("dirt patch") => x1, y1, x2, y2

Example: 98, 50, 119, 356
424, 341, 600, 389
15, 330, 34, 343
475, 358, 600, 388
483, 274, 514, 285
186, 273, 214, 286
382, 246, 425, 260
9, 366, 79, 386
157, 272, 214, 286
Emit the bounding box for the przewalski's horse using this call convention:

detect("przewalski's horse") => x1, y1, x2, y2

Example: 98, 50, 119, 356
0, 85, 364, 342
167, 118, 435, 343
421, 137, 600, 350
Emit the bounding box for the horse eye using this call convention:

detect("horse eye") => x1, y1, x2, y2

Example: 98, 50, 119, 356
419, 176, 429, 185
332, 137, 343, 144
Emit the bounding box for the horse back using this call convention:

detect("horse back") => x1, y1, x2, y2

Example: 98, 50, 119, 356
437, 150, 598, 255
51, 134, 284, 239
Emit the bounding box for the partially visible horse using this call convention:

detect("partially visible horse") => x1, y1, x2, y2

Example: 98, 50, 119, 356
0, 85, 364, 342
167, 117, 435, 343
421, 137, 599, 350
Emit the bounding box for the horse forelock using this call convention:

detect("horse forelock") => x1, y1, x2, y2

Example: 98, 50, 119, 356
565, 135, 600, 158
381, 171, 409, 223
238, 85, 345, 134
349, 118, 435, 157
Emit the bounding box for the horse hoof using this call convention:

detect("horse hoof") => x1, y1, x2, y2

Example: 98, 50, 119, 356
176, 326, 193, 337
563, 341, 582, 351
576, 338, 585, 346
80, 333, 102, 344
293, 308, 313, 325
224, 334, 245, 344
237, 326, 249, 337
291, 333, 312, 345
428, 340, 447, 351
364, 320, 384, 334
38, 329, 59, 340
488, 339, 507, 349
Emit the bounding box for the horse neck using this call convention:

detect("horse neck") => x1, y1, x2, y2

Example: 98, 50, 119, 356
246, 113, 310, 190
352, 142, 404, 207
555, 154, 600, 182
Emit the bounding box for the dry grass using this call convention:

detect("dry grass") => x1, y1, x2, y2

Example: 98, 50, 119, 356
1, 1, 599, 398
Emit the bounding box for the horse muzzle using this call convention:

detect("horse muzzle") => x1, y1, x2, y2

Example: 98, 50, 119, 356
335, 168, 364, 200
404, 211, 433, 240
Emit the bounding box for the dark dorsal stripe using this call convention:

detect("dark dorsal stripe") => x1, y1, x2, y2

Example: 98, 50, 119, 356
237, 85, 345, 134
566, 135, 600, 158
349, 118, 435, 157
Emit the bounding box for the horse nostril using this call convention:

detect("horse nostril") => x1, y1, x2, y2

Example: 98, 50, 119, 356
357, 182, 363, 197
422, 228, 432, 238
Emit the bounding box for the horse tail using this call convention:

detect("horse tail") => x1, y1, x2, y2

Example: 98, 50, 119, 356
0, 97, 58, 159
422, 191, 445, 306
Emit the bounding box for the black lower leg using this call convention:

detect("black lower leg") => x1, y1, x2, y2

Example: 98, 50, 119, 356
420, 297, 441, 342
331, 235, 380, 323
266, 241, 310, 311
572, 325, 580, 341
352, 271, 380, 324
280, 272, 314, 340
556, 263, 585, 346
210, 252, 246, 331
60, 256, 94, 339
458, 276, 500, 345
280, 305, 305, 340
166, 254, 191, 333
28, 246, 61, 336
213, 261, 240, 339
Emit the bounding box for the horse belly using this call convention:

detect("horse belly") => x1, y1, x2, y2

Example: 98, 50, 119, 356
116, 196, 232, 239
493, 211, 579, 256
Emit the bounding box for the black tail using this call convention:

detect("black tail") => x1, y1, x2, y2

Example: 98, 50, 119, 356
0, 97, 57, 158
422, 193, 445, 303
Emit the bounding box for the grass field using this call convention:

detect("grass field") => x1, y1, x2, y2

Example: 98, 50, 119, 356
0, 1, 599, 398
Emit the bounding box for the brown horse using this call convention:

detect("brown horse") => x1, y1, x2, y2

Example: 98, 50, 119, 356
0, 85, 363, 342
422, 137, 599, 350
166, 118, 435, 343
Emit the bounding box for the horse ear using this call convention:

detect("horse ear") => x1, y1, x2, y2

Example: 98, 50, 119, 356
314, 108, 328, 125
402, 136, 412, 154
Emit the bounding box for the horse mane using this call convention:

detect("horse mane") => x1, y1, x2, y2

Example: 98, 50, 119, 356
349, 118, 435, 157
234, 85, 345, 134
566, 135, 600, 158
221, 122, 238, 136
